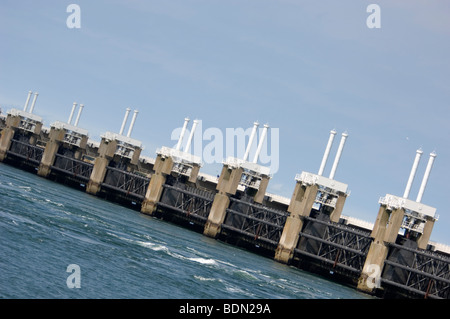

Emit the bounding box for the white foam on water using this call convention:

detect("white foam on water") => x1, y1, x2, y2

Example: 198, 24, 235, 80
136, 240, 170, 253
188, 257, 217, 266
225, 284, 255, 297
194, 275, 218, 282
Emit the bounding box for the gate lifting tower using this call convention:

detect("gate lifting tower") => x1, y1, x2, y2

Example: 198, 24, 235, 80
358, 149, 441, 296
141, 117, 202, 215
204, 122, 272, 238
275, 129, 351, 264
86, 108, 143, 196
0, 91, 44, 165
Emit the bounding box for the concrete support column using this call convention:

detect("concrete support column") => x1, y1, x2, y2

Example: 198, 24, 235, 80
86, 157, 109, 195
130, 147, 142, 167
275, 183, 319, 264
254, 175, 269, 204
141, 155, 174, 215
37, 127, 64, 177
384, 208, 404, 244
330, 194, 347, 223
357, 206, 404, 293
188, 164, 200, 184
203, 165, 243, 238
417, 219, 435, 250
357, 241, 390, 292
86, 138, 117, 195
203, 193, 231, 237
0, 115, 21, 161
0, 127, 16, 162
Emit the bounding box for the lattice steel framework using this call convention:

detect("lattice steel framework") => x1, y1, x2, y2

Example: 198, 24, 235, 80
383, 243, 450, 299
8, 139, 44, 164
102, 166, 150, 199
223, 197, 288, 245
158, 183, 215, 222
295, 216, 373, 274
51, 153, 93, 181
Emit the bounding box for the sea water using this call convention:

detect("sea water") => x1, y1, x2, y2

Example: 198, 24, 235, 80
0, 164, 371, 299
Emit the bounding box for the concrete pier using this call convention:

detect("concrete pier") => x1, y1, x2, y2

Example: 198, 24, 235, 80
357, 194, 438, 294
275, 182, 318, 263
203, 164, 243, 238
86, 136, 118, 195
357, 205, 404, 293
0, 109, 43, 166
37, 126, 65, 177
141, 140, 202, 216
275, 170, 349, 264
37, 121, 89, 178
0, 112, 22, 161
86, 131, 142, 195
141, 153, 174, 215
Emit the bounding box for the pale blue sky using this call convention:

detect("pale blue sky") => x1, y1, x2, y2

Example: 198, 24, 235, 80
1, 1, 449, 244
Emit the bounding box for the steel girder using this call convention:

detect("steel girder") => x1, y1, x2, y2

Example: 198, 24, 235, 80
102, 166, 150, 198
296, 216, 373, 273
383, 242, 450, 299
8, 139, 44, 164
223, 197, 288, 244
158, 183, 215, 221
51, 153, 93, 180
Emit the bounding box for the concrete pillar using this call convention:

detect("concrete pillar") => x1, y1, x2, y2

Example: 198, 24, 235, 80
203, 165, 243, 238
86, 138, 117, 195
188, 164, 201, 184
0, 120, 16, 161
384, 208, 404, 244
371, 205, 390, 244
275, 182, 319, 264
330, 194, 347, 223
357, 206, 404, 293
0, 114, 22, 161
130, 146, 142, 167
357, 241, 390, 292
0, 127, 15, 161
141, 154, 174, 215
417, 218, 435, 250
37, 127, 65, 177
253, 175, 269, 204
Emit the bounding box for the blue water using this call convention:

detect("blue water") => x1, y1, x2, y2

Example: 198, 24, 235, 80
0, 163, 371, 299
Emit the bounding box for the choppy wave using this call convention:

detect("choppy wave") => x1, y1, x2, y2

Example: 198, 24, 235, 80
193, 275, 219, 282
0, 164, 371, 299
188, 257, 217, 266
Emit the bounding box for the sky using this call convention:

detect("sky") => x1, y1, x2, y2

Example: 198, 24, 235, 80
1, 1, 449, 245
